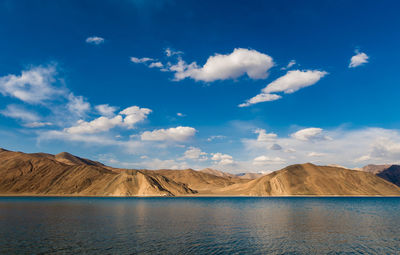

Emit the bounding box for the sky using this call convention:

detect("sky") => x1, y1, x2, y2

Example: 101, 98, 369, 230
1, 0, 400, 173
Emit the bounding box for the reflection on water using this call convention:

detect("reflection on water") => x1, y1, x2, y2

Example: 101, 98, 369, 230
0, 197, 399, 254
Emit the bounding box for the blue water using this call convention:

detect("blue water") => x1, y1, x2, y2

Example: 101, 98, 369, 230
0, 197, 399, 254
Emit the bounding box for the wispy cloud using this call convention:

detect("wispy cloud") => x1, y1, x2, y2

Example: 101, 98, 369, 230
85, 36, 105, 45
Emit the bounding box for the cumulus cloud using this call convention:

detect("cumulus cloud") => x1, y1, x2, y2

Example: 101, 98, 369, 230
0, 104, 40, 122
349, 51, 369, 68
141, 126, 197, 142
0, 65, 65, 104
149, 62, 163, 68
181, 147, 208, 161
85, 36, 105, 45
211, 152, 235, 165
255, 129, 277, 142
95, 104, 118, 117
170, 48, 274, 82
291, 128, 331, 141
64, 106, 151, 134
131, 48, 275, 82
239, 70, 328, 107
65, 115, 123, 134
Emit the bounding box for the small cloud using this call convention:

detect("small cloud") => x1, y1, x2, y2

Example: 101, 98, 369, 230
149, 62, 163, 68
239, 70, 327, 107
130, 57, 154, 64
0, 104, 39, 122
349, 50, 369, 68
95, 104, 118, 117
307, 152, 326, 157
24, 122, 53, 128
270, 143, 282, 150
86, 36, 105, 45
165, 48, 183, 57
291, 128, 331, 142
207, 135, 226, 142
281, 60, 296, 70
176, 112, 185, 117
141, 126, 197, 142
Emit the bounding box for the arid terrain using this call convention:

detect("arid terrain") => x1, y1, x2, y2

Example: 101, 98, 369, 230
1, 148, 399, 196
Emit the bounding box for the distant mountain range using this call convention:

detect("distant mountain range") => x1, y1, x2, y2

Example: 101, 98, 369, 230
0, 148, 399, 196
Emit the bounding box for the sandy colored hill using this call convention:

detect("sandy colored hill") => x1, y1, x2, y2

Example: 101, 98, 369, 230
361, 164, 392, 174
199, 168, 237, 178
0, 149, 195, 196
216, 163, 400, 196
1, 148, 400, 196
377, 165, 400, 187
154, 169, 249, 194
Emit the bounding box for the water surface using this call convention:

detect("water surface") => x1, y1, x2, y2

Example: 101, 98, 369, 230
0, 197, 399, 254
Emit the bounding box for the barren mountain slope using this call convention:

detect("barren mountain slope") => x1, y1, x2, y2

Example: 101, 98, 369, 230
0, 149, 195, 196
216, 163, 400, 196
154, 169, 250, 194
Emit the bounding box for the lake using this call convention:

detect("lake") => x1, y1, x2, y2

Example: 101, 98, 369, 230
0, 197, 399, 254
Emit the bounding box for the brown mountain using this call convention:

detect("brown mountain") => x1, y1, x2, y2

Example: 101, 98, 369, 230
216, 163, 400, 196
0, 149, 195, 196
153, 169, 248, 194
361, 164, 391, 174
1, 148, 400, 196
199, 168, 237, 178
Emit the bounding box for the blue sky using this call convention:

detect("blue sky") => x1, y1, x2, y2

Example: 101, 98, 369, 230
1, 0, 400, 172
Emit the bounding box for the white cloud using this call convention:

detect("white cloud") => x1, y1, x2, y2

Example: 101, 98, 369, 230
349, 51, 369, 68
0, 65, 65, 104
211, 152, 234, 165
238, 93, 281, 107
169, 48, 274, 82
141, 126, 197, 142
253, 156, 285, 165
67, 93, 90, 117
149, 62, 163, 68
239, 70, 328, 107
119, 106, 152, 128
291, 127, 331, 141
165, 48, 183, 57
281, 60, 296, 70
85, 36, 105, 45
95, 104, 118, 117
24, 122, 53, 128
65, 115, 123, 134
308, 152, 326, 157
181, 147, 208, 161
255, 129, 277, 142
130, 57, 154, 63
176, 112, 185, 117
207, 135, 226, 142
0, 104, 39, 122
64, 106, 151, 134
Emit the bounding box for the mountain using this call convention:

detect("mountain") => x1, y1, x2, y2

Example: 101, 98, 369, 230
216, 163, 400, 196
199, 168, 237, 178
1, 148, 400, 196
377, 165, 400, 187
154, 169, 247, 194
361, 164, 391, 174
0, 149, 195, 196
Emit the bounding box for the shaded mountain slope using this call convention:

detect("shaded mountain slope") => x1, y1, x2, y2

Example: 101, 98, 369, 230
377, 165, 400, 187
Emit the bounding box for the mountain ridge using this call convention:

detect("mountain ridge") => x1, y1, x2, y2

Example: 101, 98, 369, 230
1, 149, 399, 196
